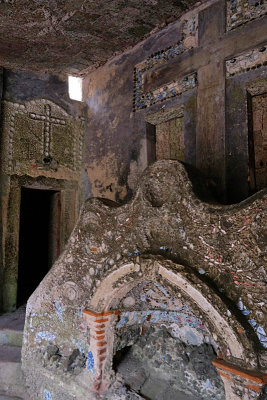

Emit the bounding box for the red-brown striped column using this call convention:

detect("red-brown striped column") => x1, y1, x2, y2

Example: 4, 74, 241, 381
82, 309, 119, 392
213, 358, 267, 399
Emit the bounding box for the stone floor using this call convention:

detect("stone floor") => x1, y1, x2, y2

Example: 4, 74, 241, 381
0, 307, 25, 333
0, 307, 26, 400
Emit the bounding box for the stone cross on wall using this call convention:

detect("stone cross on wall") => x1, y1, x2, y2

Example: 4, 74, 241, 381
29, 104, 66, 159
2, 99, 84, 175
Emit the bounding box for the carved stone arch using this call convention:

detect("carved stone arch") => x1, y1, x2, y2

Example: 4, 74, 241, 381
83, 257, 264, 398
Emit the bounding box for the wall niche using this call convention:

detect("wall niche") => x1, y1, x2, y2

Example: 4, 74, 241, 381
146, 105, 185, 163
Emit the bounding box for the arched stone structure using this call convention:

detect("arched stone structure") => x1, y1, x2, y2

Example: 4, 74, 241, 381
89, 259, 247, 357
83, 257, 266, 398
21, 160, 267, 400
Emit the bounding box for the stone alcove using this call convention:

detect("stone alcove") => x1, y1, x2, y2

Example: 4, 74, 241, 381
95, 265, 226, 399
113, 324, 222, 400
82, 257, 257, 399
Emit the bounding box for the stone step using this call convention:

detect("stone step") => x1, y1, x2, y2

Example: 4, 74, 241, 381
0, 307, 25, 348
0, 331, 23, 348
0, 345, 26, 399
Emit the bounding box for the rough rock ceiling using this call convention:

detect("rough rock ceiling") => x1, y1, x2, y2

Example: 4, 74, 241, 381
0, 0, 200, 75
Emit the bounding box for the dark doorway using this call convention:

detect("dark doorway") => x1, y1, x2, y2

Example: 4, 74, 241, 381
17, 188, 61, 307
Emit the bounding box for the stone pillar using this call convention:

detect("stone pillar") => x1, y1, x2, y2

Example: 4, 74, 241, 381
213, 358, 267, 400
197, 1, 226, 201
82, 309, 119, 393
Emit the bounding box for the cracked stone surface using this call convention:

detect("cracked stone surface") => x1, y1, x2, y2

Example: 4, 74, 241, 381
0, 0, 200, 74
114, 325, 223, 399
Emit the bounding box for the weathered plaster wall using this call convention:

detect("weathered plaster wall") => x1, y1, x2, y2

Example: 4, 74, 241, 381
3, 70, 83, 116
83, 0, 267, 204
83, 4, 202, 203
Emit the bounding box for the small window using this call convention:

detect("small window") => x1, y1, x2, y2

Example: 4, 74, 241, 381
68, 76, 83, 102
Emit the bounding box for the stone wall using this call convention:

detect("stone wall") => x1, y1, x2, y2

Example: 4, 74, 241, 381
0, 66, 4, 314
114, 325, 225, 400
0, 70, 86, 312
1, 1, 267, 397
83, 0, 267, 204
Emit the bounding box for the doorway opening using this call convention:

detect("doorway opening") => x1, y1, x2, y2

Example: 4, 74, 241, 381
17, 187, 61, 307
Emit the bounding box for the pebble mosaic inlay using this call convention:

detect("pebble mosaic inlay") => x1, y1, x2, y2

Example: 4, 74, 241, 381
116, 310, 206, 331
22, 158, 267, 399
87, 351, 95, 373
226, 44, 267, 77
44, 389, 53, 400
29, 104, 66, 158
133, 13, 198, 111
2, 99, 84, 175
238, 299, 267, 349
227, 0, 267, 31
133, 71, 197, 111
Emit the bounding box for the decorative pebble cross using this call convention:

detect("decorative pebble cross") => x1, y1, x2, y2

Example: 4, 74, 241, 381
29, 104, 66, 158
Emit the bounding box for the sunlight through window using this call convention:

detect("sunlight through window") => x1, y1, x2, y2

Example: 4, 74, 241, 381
68, 76, 83, 101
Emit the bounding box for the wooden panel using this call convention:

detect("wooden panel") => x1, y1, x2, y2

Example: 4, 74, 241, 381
169, 117, 184, 161
156, 117, 184, 161
156, 121, 170, 160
